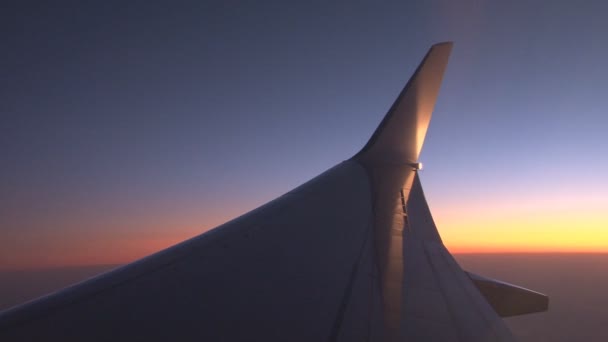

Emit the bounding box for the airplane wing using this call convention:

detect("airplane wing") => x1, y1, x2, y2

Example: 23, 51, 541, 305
0, 42, 547, 341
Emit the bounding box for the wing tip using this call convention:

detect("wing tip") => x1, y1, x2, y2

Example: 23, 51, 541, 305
432, 41, 454, 48
354, 42, 453, 164
430, 41, 454, 58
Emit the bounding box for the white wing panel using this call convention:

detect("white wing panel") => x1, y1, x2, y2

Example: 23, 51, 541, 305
0, 161, 375, 341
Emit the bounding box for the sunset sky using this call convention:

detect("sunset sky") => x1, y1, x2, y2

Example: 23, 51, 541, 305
2, 1, 607, 269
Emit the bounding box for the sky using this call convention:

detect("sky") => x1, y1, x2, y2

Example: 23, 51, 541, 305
1, 1, 607, 269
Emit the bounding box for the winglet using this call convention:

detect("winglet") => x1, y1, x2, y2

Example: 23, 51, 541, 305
354, 42, 453, 165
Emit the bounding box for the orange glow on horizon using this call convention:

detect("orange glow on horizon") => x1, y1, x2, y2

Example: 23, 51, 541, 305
0, 228, 209, 270
0, 210, 236, 270
436, 193, 608, 254
2, 191, 607, 270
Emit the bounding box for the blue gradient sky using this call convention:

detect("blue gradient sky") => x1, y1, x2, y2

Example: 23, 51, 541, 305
2, 1, 607, 268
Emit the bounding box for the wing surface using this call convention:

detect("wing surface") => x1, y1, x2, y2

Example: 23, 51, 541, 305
0, 161, 377, 341
0, 42, 546, 341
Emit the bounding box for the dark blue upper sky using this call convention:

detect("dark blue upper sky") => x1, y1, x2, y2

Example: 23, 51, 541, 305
2, 1, 607, 266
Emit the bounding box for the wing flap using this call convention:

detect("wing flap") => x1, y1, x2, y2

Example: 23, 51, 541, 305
466, 271, 549, 317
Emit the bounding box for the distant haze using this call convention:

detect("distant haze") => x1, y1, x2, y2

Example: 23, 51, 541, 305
1, 254, 606, 341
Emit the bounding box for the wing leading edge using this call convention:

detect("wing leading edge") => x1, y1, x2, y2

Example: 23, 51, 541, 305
0, 42, 547, 341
